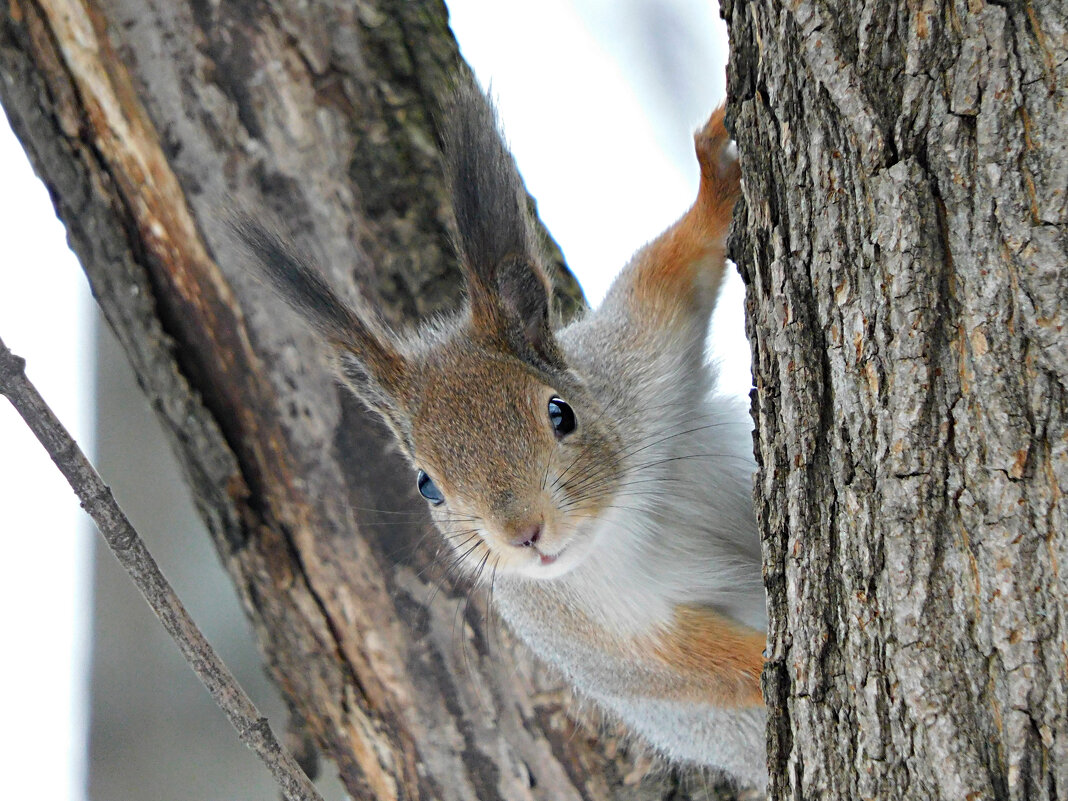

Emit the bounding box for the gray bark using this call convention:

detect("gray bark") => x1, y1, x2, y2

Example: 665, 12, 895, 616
0, 1, 733, 799
726, 0, 1068, 799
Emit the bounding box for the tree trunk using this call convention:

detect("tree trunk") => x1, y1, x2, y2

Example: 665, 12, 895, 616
726, 0, 1067, 799
0, 1, 734, 799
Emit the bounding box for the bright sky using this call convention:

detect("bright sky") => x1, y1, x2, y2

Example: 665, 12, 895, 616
0, 110, 93, 800
0, 3, 741, 798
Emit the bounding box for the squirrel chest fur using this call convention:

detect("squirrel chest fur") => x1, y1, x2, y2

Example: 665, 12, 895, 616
236, 86, 767, 788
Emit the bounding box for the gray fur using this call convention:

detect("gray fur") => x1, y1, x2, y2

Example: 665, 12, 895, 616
495, 279, 767, 785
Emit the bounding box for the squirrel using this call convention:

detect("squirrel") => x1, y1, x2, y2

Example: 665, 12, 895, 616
233, 85, 766, 788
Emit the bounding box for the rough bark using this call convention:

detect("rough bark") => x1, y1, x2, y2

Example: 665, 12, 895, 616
726, 0, 1067, 799
0, 1, 735, 799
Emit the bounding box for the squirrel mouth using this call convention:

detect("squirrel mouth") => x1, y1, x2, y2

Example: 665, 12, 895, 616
538, 550, 559, 566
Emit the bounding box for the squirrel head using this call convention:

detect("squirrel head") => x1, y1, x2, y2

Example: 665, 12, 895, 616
234, 85, 624, 580
319, 239, 621, 579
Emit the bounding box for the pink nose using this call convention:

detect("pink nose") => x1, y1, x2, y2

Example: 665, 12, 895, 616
511, 522, 542, 549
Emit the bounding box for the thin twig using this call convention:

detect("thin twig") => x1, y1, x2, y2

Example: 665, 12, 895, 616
0, 334, 325, 801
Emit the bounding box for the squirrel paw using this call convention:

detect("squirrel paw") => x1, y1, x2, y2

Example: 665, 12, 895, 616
695, 105, 741, 211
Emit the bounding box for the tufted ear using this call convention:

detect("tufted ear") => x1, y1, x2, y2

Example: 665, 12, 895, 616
441, 85, 564, 369
333, 345, 413, 454
229, 215, 414, 449
492, 254, 562, 367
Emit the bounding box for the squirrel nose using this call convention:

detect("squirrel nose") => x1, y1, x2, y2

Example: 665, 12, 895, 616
510, 522, 542, 549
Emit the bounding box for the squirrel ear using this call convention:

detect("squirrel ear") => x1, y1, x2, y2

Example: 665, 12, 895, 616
334, 348, 414, 453
229, 214, 413, 444
490, 255, 563, 368
441, 84, 563, 368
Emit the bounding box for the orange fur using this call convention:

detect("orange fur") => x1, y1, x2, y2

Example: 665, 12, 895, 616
630, 105, 741, 325
649, 604, 765, 707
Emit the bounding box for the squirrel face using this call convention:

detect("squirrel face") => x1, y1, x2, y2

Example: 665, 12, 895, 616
408, 337, 622, 579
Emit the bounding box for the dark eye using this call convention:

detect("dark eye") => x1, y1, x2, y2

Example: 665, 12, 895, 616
547, 396, 576, 438
417, 469, 445, 506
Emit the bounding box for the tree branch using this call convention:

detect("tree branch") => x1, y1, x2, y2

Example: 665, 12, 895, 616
0, 333, 324, 801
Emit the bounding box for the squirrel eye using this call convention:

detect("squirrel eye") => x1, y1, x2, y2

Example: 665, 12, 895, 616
417, 470, 445, 506
547, 397, 577, 438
